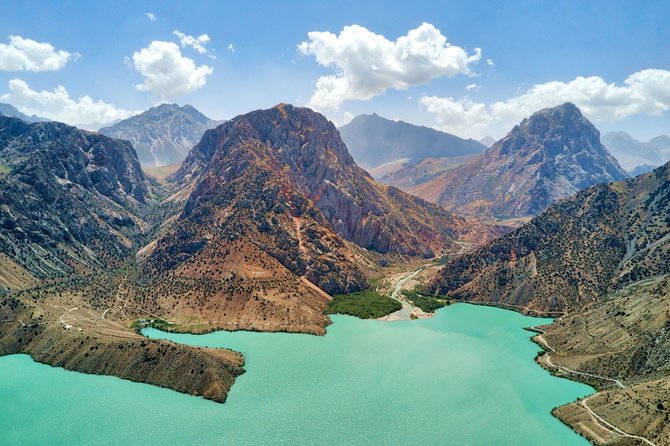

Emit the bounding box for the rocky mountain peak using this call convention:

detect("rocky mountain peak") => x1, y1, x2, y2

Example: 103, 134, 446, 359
174, 104, 493, 261
99, 104, 220, 167
409, 103, 627, 219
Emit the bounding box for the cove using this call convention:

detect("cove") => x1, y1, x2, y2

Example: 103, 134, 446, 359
0, 304, 592, 445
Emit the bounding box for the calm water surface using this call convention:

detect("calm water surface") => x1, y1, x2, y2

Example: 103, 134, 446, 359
0, 304, 592, 445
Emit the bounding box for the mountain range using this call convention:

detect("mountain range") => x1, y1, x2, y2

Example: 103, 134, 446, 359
0, 103, 499, 404
338, 113, 486, 170
99, 103, 221, 167
409, 103, 628, 220
1, 99, 668, 442
602, 130, 670, 171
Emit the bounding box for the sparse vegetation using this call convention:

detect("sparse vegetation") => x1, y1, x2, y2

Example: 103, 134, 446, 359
326, 290, 401, 319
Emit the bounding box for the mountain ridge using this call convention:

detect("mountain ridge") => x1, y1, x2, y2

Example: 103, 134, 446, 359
100, 103, 221, 167
338, 112, 486, 169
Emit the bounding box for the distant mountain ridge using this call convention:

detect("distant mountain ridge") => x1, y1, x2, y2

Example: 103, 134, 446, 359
409, 103, 628, 220
338, 113, 486, 169
602, 130, 670, 171
100, 103, 221, 167
0, 103, 48, 123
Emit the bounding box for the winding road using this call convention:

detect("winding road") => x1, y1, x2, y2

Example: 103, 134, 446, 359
534, 330, 656, 446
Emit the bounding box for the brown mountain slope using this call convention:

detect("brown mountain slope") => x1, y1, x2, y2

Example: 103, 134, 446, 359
429, 161, 670, 314
410, 103, 627, 220
543, 276, 670, 445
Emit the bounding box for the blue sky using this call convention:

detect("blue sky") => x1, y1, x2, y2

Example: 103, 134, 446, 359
0, 0, 669, 139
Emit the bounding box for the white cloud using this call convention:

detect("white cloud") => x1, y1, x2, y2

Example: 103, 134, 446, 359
465, 83, 480, 92
145, 12, 156, 21
0, 78, 138, 126
342, 111, 354, 125
298, 22, 481, 110
0, 35, 78, 72
227, 43, 235, 53
421, 69, 670, 138
486, 59, 494, 66
421, 96, 492, 138
173, 31, 210, 55
132, 40, 213, 99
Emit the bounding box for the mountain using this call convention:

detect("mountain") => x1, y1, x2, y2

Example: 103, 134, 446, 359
429, 161, 669, 313
0, 116, 149, 291
602, 130, 670, 170
137, 104, 496, 334
478, 136, 496, 147
410, 103, 628, 220
0, 103, 47, 123
99, 103, 221, 167
338, 113, 486, 169
375, 155, 475, 190
628, 164, 657, 177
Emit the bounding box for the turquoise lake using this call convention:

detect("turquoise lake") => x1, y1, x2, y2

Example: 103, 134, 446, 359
0, 304, 592, 445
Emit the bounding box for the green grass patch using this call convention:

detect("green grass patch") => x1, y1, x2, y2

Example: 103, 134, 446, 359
0, 163, 10, 176
326, 290, 401, 319
403, 288, 452, 313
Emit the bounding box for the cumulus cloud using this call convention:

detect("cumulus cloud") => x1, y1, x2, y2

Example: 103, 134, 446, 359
0, 78, 138, 126
0, 35, 79, 72
132, 40, 213, 99
227, 43, 235, 53
173, 31, 210, 55
486, 59, 494, 66
145, 12, 156, 21
298, 22, 481, 110
421, 69, 670, 138
465, 83, 480, 92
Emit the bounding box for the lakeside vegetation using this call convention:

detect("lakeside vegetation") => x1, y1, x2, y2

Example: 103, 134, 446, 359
403, 287, 452, 313
326, 290, 401, 319
130, 318, 176, 333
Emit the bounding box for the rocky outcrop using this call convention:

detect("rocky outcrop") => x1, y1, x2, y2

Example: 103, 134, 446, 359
100, 103, 221, 167
410, 103, 628, 220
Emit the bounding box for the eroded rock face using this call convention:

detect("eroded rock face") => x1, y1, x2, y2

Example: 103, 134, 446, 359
410, 103, 628, 220
0, 117, 149, 289
100, 104, 221, 167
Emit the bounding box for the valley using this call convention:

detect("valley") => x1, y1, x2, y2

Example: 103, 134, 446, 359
0, 97, 668, 446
